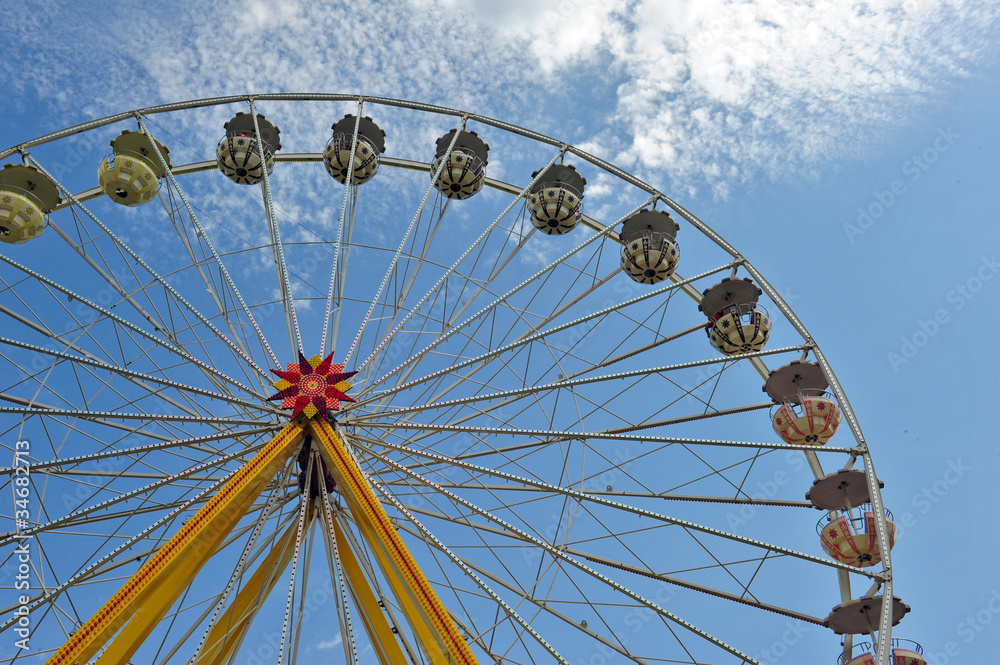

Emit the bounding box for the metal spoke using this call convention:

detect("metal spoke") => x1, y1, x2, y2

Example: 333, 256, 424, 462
0, 464, 233, 632
342, 116, 469, 366
0, 253, 259, 397
0, 335, 274, 413
350, 434, 762, 664
356, 251, 726, 408
0, 439, 270, 546
351, 434, 875, 578
357, 196, 656, 398
250, 98, 303, 355
364, 453, 570, 665
351, 345, 807, 423
139, 114, 280, 369
356, 147, 569, 377
276, 451, 312, 665
184, 463, 294, 663
24, 153, 272, 381
321, 101, 363, 358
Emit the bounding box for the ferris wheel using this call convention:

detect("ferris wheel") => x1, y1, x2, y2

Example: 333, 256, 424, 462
0, 94, 919, 665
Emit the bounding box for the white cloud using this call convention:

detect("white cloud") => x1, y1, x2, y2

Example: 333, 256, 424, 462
316, 633, 343, 649
467, 0, 998, 195
2, 0, 996, 198
594, 0, 999, 195
476, 0, 627, 72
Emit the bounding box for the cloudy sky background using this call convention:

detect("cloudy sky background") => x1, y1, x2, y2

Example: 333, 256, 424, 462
2, 0, 999, 663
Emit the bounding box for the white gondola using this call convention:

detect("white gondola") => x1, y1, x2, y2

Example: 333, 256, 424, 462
528, 163, 586, 234
217, 112, 281, 185
324, 114, 386, 185
619, 209, 679, 284
431, 129, 488, 199
700, 277, 771, 355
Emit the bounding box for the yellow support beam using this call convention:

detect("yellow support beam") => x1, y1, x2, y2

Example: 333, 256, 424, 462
96, 472, 296, 665
190, 520, 301, 665
46, 421, 306, 665
326, 510, 410, 665
311, 419, 478, 665
349, 504, 447, 659
46, 411, 479, 665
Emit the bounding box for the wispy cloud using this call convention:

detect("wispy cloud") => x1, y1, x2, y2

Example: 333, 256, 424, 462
2, 0, 996, 198
316, 633, 343, 650
490, 0, 999, 196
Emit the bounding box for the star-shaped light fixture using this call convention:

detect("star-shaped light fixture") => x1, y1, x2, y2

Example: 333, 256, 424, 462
268, 352, 357, 421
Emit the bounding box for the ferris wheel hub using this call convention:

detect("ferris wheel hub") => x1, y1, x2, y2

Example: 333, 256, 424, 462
268, 352, 356, 421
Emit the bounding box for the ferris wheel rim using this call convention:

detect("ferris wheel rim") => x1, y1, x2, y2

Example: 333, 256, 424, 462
0, 93, 900, 665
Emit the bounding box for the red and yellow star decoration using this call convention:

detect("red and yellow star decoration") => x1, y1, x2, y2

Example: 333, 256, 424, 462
268, 352, 357, 421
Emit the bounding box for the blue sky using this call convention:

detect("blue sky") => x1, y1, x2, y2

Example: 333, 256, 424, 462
1, 1, 999, 664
